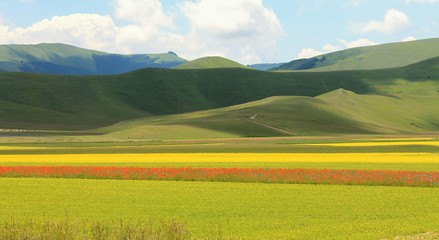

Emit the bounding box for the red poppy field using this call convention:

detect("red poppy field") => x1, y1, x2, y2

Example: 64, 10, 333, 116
1, 165, 438, 187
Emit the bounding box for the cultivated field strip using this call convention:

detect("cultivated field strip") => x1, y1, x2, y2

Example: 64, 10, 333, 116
1, 153, 439, 163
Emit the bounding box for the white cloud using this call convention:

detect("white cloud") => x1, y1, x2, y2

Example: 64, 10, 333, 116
0, 3, 174, 55
296, 44, 339, 59
0, 14, 119, 51
179, 0, 283, 63
338, 38, 378, 48
323, 44, 340, 52
297, 45, 336, 59
296, 38, 377, 59
351, 9, 410, 34
405, 0, 438, 3
114, 0, 172, 27
402, 36, 417, 41
0, 24, 8, 39
111, 0, 177, 53
0, 0, 283, 64
297, 48, 323, 59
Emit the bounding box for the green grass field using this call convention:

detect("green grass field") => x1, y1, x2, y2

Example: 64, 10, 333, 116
1, 178, 438, 239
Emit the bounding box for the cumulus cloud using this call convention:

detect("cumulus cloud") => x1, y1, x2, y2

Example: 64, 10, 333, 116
351, 9, 410, 34
0, 14, 118, 51
297, 44, 341, 59
405, 0, 438, 3
297, 48, 324, 59
111, 0, 178, 53
0, 24, 8, 39
322, 44, 340, 52
402, 36, 417, 41
114, 0, 172, 27
180, 0, 283, 63
0, 1, 175, 55
0, 0, 283, 63
296, 38, 377, 59
338, 38, 378, 48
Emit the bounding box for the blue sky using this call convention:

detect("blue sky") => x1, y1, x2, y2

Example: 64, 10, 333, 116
0, 0, 438, 64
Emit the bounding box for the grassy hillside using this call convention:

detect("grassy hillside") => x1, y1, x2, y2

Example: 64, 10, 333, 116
174, 56, 248, 69
274, 38, 439, 71
0, 43, 186, 75
0, 56, 438, 132
99, 87, 439, 138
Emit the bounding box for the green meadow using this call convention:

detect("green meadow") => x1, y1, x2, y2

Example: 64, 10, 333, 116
0, 178, 438, 239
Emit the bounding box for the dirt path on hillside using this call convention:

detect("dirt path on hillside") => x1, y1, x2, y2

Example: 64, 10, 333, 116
251, 121, 294, 135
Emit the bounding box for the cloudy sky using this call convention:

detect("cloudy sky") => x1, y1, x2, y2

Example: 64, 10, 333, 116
0, 0, 438, 64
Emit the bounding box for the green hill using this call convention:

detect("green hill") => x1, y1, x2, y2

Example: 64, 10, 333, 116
174, 56, 248, 69
98, 87, 439, 138
0, 56, 438, 132
0, 43, 186, 75
274, 38, 439, 71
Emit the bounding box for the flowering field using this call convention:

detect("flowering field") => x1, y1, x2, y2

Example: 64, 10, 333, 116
1, 152, 439, 164
1, 138, 439, 239
1, 165, 438, 187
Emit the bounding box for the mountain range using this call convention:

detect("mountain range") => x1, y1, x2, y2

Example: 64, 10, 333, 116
0, 43, 186, 75
0, 39, 438, 137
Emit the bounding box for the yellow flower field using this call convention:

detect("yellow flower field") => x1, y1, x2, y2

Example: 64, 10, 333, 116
308, 141, 439, 147
1, 153, 439, 164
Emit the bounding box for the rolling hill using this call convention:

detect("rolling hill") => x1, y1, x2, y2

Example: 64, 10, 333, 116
99, 87, 439, 138
174, 56, 248, 69
273, 38, 439, 71
0, 55, 438, 133
0, 43, 186, 75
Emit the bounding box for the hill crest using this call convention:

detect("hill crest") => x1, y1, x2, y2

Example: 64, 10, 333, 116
174, 56, 248, 69
273, 38, 439, 71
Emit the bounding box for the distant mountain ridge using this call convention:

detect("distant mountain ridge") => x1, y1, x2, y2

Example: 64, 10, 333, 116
273, 38, 439, 71
0, 43, 186, 75
248, 63, 284, 71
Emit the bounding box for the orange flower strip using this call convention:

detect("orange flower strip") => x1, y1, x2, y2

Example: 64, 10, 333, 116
0, 166, 438, 187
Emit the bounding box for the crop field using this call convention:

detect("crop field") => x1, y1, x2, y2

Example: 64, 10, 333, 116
1, 136, 439, 239
1, 178, 439, 239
